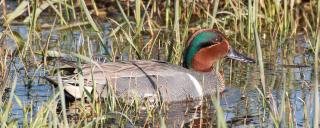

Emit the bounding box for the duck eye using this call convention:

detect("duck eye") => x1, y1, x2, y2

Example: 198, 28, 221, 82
215, 36, 222, 42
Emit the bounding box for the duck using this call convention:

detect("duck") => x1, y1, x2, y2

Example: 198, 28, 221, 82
45, 29, 255, 103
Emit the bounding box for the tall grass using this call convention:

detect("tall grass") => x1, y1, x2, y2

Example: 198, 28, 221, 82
252, 0, 266, 95
172, 0, 180, 64
1, 73, 18, 127
313, 0, 320, 125
1, 0, 7, 18
1, 0, 320, 127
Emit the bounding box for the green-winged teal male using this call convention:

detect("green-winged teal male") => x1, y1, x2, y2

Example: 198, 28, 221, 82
45, 29, 255, 103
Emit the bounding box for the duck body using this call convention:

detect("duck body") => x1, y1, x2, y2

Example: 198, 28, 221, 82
46, 60, 224, 103
45, 29, 255, 103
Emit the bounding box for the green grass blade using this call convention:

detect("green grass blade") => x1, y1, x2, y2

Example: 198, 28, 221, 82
1, 73, 18, 127
4, 1, 29, 25
79, 0, 99, 32
57, 71, 69, 127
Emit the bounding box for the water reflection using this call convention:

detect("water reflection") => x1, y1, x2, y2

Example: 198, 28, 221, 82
11, 76, 53, 125
293, 54, 313, 82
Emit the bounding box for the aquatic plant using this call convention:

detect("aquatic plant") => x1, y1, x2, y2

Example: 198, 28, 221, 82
0, 0, 320, 127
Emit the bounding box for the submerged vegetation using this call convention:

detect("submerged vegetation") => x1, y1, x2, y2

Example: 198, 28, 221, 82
0, 0, 320, 127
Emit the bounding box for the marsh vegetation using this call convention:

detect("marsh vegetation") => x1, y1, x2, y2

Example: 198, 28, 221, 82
0, 0, 320, 127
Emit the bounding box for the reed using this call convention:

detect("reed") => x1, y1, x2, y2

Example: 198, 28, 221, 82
253, 0, 266, 94
313, 14, 320, 128
135, 0, 141, 30
1, 0, 6, 18
57, 71, 69, 127
1, 0, 320, 127
313, 0, 320, 127
165, 0, 170, 28
212, 96, 227, 128
0, 73, 17, 127
171, 0, 181, 64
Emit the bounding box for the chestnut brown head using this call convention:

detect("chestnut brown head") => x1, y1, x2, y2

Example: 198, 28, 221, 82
183, 29, 255, 72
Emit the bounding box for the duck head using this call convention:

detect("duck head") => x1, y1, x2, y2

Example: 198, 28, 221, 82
183, 29, 255, 72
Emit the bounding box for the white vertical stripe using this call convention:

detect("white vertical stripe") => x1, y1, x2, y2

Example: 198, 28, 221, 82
186, 73, 203, 97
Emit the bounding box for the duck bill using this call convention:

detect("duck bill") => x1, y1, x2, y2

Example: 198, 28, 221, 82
226, 48, 256, 63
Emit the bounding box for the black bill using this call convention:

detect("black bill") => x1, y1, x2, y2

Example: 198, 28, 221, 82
226, 48, 256, 63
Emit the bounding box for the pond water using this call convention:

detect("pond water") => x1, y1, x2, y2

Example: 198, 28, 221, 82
1, 22, 316, 127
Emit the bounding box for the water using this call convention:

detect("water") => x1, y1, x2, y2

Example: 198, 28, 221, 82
11, 77, 53, 125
